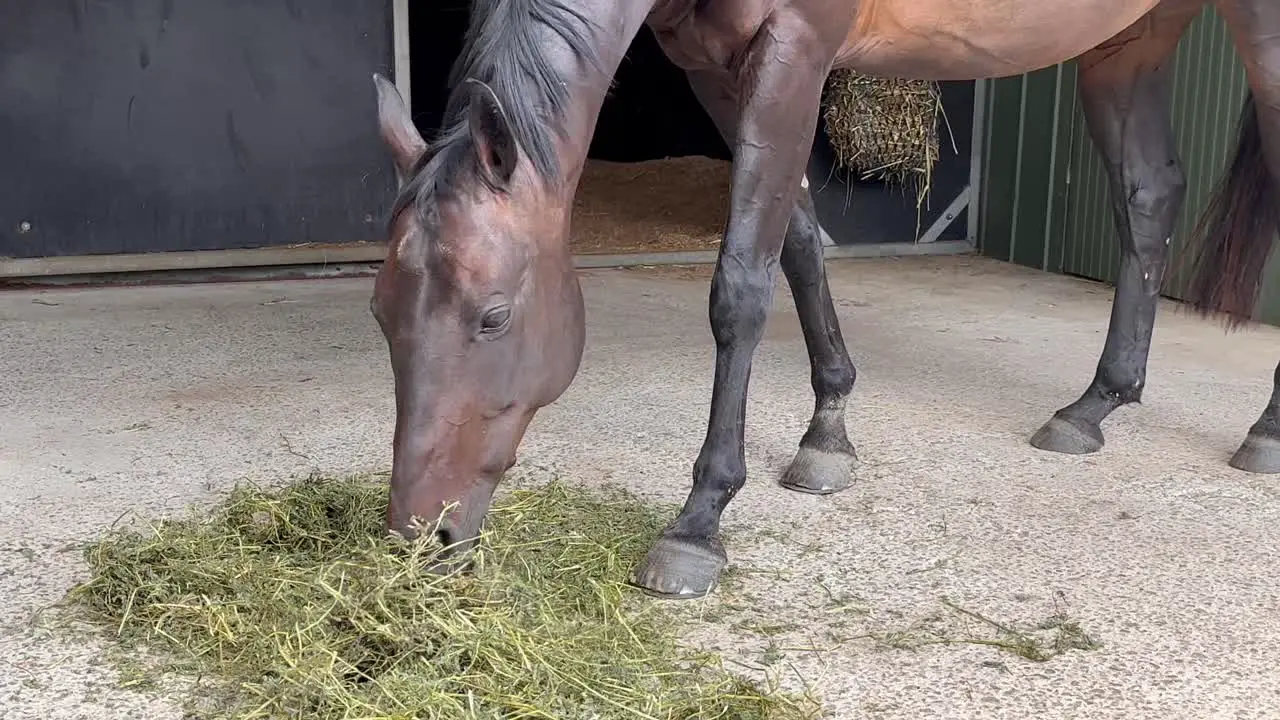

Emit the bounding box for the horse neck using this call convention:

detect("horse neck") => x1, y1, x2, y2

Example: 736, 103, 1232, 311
547, 0, 658, 192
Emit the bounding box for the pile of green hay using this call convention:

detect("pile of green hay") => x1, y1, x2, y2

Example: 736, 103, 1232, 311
822, 69, 945, 213
53, 474, 821, 719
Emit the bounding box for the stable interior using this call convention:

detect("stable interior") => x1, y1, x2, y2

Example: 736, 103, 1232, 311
409, 4, 978, 253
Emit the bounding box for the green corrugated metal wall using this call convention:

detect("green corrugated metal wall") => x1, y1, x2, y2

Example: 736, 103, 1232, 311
977, 7, 1280, 322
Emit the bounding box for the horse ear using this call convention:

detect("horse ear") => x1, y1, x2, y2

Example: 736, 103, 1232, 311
373, 73, 426, 181
465, 79, 519, 188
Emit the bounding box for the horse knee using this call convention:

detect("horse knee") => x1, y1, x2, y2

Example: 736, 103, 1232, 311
709, 259, 776, 346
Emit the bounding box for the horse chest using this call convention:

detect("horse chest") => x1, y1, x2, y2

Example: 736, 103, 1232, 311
647, 0, 777, 72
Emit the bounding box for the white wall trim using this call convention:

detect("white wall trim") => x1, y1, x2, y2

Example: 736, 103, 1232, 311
968, 78, 988, 248
392, 0, 412, 111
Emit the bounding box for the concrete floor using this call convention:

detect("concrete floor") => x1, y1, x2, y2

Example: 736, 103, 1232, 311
3, 255, 1280, 719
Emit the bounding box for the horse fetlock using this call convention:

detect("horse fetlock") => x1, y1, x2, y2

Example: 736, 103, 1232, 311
1095, 372, 1145, 406
799, 401, 856, 455
813, 363, 856, 400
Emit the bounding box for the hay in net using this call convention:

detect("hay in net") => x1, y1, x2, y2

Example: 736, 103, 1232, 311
50, 472, 821, 719
822, 69, 945, 212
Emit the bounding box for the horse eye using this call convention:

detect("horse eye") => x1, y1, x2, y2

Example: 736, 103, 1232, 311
480, 305, 512, 334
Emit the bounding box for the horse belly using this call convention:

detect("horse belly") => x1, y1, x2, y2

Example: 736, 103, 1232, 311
837, 0, 1164, 80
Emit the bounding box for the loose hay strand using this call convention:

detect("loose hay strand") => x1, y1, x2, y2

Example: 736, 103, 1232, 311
51, 473, 821, 720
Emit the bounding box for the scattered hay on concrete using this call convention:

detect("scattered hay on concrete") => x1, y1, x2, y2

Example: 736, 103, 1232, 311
855, 597, 1101, 662
50, 474, 821, 719
822, 70, 945, 212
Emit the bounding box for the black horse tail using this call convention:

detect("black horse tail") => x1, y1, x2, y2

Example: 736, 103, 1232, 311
1182, 90, 1280, 329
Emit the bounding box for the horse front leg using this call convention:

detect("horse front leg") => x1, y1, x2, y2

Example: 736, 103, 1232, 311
630, 17, 839, 599
682, 68, 859, 497
778, 187, 860, 495
1030, 7, 1197, 455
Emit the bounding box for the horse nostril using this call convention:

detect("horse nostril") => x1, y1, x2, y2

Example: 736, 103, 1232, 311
436, 527, 455, 549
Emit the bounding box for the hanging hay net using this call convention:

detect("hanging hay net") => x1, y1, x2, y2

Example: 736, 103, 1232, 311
44, 472, 821, 720
821, 69, 946, 217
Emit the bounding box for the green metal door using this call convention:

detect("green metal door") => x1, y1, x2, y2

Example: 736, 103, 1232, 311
977, 6, 1278, 320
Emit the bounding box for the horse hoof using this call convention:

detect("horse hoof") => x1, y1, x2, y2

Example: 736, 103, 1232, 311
629, 534, 726, 600
779, 446, 855, 495
1030, 415, 1104, 455
1229, 433, 1280, 474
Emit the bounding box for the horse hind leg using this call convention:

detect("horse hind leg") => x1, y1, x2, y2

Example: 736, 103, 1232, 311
1229, 361, 1280, 472
1190, 89, 1280, 473
1194, 0, 1280, 473
1030, 5, 1199, 455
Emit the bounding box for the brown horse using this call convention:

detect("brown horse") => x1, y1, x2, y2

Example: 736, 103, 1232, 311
369, 0, 1280, 599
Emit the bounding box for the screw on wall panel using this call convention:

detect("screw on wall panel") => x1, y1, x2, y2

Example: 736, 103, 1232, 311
17, 221, 31, 233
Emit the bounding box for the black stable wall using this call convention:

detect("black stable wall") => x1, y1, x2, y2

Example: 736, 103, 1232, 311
0, 0, 397, 260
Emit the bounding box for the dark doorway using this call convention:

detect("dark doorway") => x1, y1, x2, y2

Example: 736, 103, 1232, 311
408, 2, 729, 162
407, 3, 975, 248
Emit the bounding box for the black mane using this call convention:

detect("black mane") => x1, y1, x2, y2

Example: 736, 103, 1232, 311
391, 0, 602, 225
